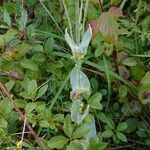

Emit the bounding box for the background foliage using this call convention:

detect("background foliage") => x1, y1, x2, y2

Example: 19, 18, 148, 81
0, 0, 150, 149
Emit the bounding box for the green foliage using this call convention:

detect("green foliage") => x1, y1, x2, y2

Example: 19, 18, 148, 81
0, 0, 150, 149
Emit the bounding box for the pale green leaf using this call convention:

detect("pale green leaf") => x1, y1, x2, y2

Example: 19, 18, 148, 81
48, 136, 68, 149
36, 85, 48, 99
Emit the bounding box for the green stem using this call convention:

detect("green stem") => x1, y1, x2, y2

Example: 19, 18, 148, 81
82, 0, 90, 35
62, 0, 73, 39
103, 56, 111, 111
49, 73, 70, 110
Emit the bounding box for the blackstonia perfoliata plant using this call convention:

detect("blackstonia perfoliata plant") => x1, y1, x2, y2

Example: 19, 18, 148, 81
65, 25, 97, 148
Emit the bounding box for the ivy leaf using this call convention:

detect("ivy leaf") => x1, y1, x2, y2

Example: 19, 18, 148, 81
63, 115, 73, 138
48, 136, 68, 149
117, 122, 127, 132
116, 132, 127, 142
72, 125, 89, 139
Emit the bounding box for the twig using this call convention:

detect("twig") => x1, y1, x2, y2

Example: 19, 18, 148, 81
99, 0, 104, 12
0, 81, 45, 150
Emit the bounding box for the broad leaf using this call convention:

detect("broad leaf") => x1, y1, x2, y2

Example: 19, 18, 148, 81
48, 136, 68, 149
64, 115, 73, 138
72, 125, 89, 139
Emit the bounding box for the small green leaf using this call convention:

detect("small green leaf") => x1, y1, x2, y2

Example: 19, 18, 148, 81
66, 142, 83, 150
106, 118, 115, 129
25, 102, 36, 114
20, 59, 39, 71
102, 130, 113, 138
48, 136, 68, 149
3, 9, 11, 27
28, 80, 37, 99
117, 122, 127, 131
44, 37, 54, 54
0, 118, 8, 128
95, 45, 104, 57
39, 120, 50, 128
119, 85, 128, 98
5, 80, 15, 91
72, 125, 89, 139
18, 10, 28, 31
36, 84, 48, 99
32, 53, 46, 63
89, 92, 102, 109
0, 100, 12, 115
15, 99, 27, 109
116, 132, 127, 142
63, 115, 73, 138
122, 57, 137, 67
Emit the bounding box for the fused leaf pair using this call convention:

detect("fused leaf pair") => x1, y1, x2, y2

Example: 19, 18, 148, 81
70, 66, 91, 99
65, 25, 92, 60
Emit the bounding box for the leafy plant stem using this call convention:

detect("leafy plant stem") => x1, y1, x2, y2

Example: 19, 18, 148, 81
51, 51, 138, 95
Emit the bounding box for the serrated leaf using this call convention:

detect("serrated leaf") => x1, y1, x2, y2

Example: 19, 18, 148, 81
28, 80, 37, 99
64, 115, 73, 138
25, 102, 36, 114
3, 9, 11, 27
116, 132, 127, 142
20, 59, 39, 71
48, 136, 68, 149
72, 125, 89, 139
89, 92, 102, 109
117, 122, 127, 131
36, 84, 48, 99
102, 130, 113, 138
